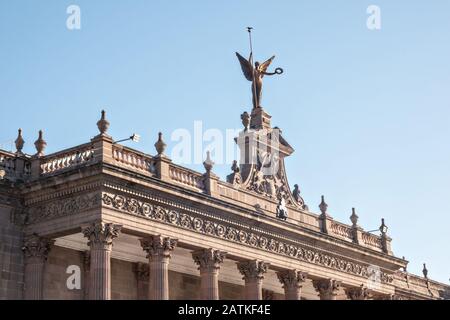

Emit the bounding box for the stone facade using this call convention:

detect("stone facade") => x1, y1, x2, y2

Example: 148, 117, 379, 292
0, 109, 449, 300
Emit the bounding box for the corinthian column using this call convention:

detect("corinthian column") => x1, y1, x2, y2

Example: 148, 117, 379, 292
277, 269, 308, 300
192, 248, 226, 300
140, 235, 177, 300
133, 262, 149, 300
82, 222, 122, 300
237, 260, 269, 300
345, 284, 372, 300
312, 279, 342, 300
22, 234, 54, 300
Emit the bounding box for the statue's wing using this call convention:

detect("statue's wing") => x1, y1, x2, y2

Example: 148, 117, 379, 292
236, 52, 253, 81
259, 55, 275, 73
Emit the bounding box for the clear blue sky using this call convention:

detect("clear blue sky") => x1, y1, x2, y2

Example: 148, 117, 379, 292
1, 1, 449, 283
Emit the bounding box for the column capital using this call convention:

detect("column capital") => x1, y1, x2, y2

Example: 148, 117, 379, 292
312, 279, 341, 299
82, 222, 122, 249
345, 284, 372, 300
140, 235, 178, 260
277, 269, 308, 289
192, 248, 226, 272
22, 234, 54, 260
134, 262, 149, 282
237, 260, 269, 281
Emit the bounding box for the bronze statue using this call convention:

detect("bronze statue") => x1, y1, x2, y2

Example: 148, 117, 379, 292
236, 52, 283, 109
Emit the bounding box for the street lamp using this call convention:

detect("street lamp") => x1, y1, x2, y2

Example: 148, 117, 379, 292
113, 133, 141, 144
367, 218, 388, 235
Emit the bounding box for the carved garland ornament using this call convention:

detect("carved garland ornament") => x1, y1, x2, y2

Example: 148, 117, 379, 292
26, 193, 101, 224
101, 192, 394, 284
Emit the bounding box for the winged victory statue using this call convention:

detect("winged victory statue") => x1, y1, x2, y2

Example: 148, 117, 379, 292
236, 51, 283, 109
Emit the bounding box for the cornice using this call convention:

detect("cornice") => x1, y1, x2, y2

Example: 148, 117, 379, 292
100, 187, 395, 285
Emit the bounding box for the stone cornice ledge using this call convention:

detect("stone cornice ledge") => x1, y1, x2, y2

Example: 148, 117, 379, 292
100, 185, 395, 285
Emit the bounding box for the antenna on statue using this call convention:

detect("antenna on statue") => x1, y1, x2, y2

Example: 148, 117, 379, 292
247, 27, 258, 110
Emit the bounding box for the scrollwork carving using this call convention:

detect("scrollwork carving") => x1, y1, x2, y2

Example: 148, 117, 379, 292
101, 192, 395, 284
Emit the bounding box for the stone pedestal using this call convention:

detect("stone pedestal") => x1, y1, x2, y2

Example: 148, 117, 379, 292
277, 269, 308, 300
237, 260, 269, 300
312, 279, 341, 300
82, 222, 122, 300
22, 234, 54, 300
140, 235, 177, 300
192, 248, 226, 300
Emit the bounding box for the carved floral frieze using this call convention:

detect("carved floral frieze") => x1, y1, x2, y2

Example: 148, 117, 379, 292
101, 192, 394, 284
26, 193, 101, 224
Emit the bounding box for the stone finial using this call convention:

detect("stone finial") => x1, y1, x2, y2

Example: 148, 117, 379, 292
423, 263, 428, 278
379, 218, 388, 235
227, 160, 242, 185
34, 130, 47, 157
241, 112, 250, 131
350, 208, 359, 227
319, 195, 328, 216
292, 184, 301, 202
402, 256, 407, 272
231, 160, 240, 173
203, 151, 214, 173
15, 128, 25, 154
154, 132, 167, 156
96, 110, 110, 135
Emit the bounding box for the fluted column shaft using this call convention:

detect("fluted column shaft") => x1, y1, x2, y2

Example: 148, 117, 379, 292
192, 249, 226, 300
312, 279, 341, 300
82, 222, 122, 300
82, 251, 90, 300
277, 269, 308, 300
140, 235, 177, 300
237, 260, 269, 300
134, 262, 149, 300
22, 234, 54, 300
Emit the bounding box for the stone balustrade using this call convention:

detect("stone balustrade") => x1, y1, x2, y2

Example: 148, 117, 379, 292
169, 165, 205, 192
112, 146, 156, 176
330, 222, 354, 241
40, 143, 94, 175
362, 232, 383, 250
0, 150, 31, 179
0, 151, 16, 174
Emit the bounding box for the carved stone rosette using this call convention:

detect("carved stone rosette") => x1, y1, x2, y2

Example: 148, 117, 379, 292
237, 260, 270, 300
277, 269, 308, 300
313, 279, 342, 300
140, 235, 178, 300
345, 284, 372, 300
192, 248, 227, 300
101, 191, 395, 285
22, 234, 55, 300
